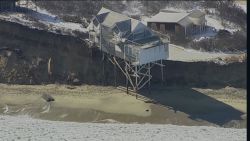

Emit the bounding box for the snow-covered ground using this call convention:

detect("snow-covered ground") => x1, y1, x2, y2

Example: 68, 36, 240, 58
238, 4, 247, 13
205, 15, 240, 33
235, 1, 247, 13
122, 1, 144, 16
0, 115, 246, 141
168, 44, 244, 64
0, 13, 31, 24
0, 1, 87, 36
192, 14, 240, 41
141, 6, 242, 42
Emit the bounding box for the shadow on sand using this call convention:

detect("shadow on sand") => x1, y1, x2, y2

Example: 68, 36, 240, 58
140, 86, 244, 126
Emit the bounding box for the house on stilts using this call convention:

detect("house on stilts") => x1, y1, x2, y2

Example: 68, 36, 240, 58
87, 7, 169, 92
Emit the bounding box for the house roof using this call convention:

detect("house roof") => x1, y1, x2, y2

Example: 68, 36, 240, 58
147, 10, 205, 26
96, 7, 144, 33
95, 7, 159, 45
147, 12, 189, 23
178, 17, 192, 27
115, 19, 131, 33
97, 7, 130, 28
87, 7, 165, 50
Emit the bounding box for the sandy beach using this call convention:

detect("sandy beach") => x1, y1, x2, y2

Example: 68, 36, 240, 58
0, 84, 246, 128
0, 115, 246, 141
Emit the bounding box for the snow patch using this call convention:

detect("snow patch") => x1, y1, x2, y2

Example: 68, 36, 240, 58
206, 15, 240, 33
122, 1, 144, 16
0, 1, 88, 36
3, 105, 9, 114
193, 14, 241, 41
235, 1, 247, 13
192, 27, 217, 42
168, 44, 243, 63
163, 7, 189, 13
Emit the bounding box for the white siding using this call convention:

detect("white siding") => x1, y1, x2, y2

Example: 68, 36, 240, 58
138, 44, 168, 65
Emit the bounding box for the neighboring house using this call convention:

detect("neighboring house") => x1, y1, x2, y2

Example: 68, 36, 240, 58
147, 10, 206, 37
0, 0, 17, 11
87, 7, 169, 66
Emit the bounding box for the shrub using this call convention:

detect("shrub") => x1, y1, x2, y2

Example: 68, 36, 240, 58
189, 30, 246, 52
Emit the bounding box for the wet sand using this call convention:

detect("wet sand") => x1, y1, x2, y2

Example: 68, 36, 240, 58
0, 84, 246, 128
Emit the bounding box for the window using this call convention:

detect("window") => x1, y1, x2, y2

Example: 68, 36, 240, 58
160, 24, 166, 33
112, 26, 119, 35
151, 23, 157, 31
93, 18, 99, 27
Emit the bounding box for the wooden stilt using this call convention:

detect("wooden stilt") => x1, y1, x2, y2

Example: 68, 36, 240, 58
148, 63, 151, 94
114, 62, 117, 87
126, 76, 128, 94
125, 64, 128, 94
161, 59, 164, 85
102, 53, 105, 86
90, 48, 93, 58
135, 65, 138, 99
110, 57, 155, 97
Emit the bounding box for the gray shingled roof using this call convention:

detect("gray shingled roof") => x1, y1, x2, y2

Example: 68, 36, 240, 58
97, 7, 158, 44
147, 10, 205, 26
97, 7, 130, 28
147, 12, 189, 23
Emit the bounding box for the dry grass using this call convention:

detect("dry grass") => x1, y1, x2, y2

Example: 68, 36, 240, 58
222, 53, 246, 63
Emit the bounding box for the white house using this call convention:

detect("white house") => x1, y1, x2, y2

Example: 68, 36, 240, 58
88, 7, 169, 66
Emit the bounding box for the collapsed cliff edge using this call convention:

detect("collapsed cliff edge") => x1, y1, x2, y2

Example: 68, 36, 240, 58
0, 20, 246, 89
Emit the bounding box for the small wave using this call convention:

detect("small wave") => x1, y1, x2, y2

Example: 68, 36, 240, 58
93, 119, 120, 123
41, 103, 51, 113
3, 105, 9, 114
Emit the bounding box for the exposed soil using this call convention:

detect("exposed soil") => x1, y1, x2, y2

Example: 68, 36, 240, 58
0, 20, 246, 89
0, 19, 246, 129
0, 19, 117, 85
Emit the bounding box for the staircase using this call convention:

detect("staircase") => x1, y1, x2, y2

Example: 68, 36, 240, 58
116, 86, 157, 103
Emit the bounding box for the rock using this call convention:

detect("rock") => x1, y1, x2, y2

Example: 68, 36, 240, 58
66, 86, 76, 89
144, 100, 157, 104
72, 78, 81, 85
13, 48, 22, 56
42, 94, 55, 102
